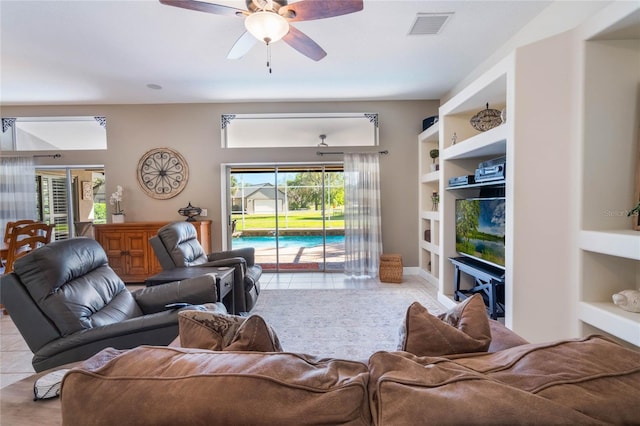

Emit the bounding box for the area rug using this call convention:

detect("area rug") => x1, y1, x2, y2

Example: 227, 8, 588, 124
250, 287, 446, 361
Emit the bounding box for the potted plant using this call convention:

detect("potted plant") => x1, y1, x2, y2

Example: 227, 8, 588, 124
431, 191, 439, 211
429, 149, 439, 171
110, 185, 125, 223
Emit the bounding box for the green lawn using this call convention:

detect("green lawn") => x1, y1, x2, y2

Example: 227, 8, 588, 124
232, 210, 344, 230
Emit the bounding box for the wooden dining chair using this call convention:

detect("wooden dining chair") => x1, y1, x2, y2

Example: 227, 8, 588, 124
4, 222, 55, 274
3, 220, 38, 245
1, 220, 39, 269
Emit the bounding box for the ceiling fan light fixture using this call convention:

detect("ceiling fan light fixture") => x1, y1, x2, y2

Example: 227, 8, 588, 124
244, 11, 289, 44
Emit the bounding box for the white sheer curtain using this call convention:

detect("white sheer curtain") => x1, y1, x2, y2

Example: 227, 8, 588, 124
0, 156, 37, 235
343, 153, 383, 277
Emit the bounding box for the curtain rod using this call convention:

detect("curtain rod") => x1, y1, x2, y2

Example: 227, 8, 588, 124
0, 153, 62, 158
34, 154, 62, 158
316, 150, 389, 156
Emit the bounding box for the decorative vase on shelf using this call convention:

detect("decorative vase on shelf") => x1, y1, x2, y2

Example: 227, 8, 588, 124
470, 103, 502, 132
112, 214, 125, 224
178, 202, 202, 222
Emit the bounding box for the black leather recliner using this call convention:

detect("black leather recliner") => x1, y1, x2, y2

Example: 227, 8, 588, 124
149, 221, 261, 314
0, 237, 225, 372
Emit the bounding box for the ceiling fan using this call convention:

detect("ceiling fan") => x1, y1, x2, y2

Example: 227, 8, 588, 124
159, 0, 363, 62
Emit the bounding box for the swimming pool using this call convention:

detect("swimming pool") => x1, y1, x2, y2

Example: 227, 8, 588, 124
232, 234, 345, 249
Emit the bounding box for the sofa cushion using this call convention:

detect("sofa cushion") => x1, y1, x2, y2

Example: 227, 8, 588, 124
398, 293, 491, 356
178, 310, 282, 352
61, 346, 371, 426
369, 335, 640, 425
487, 319, 529, 352
226, 315, 282, 352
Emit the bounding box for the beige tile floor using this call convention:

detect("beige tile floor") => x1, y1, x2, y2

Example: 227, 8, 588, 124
0, 272, 439, 389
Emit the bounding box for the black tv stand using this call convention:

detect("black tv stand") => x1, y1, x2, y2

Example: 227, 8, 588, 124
449, 257, 505, 319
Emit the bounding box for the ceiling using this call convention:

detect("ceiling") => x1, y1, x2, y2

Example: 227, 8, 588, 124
0, 0, 559, 105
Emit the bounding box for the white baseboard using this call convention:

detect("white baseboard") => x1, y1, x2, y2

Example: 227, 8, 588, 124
403, 267, 420, 275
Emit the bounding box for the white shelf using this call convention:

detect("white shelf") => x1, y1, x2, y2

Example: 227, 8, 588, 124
446, 179, 505, 191
420, 170, 440, 183
420, 210, 439, 221
579, 302, 640, 347
443, 124, 507, 160
420, 240, 438, 253
419, 124, 439, 142
579, 230, 640, 260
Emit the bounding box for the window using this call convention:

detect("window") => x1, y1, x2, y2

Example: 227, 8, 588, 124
1, 116, 107, 151
221, 113, 379, 148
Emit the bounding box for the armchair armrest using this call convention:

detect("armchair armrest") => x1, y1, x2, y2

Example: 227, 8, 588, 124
207, 247, 256, 266
132, 273, 218, 314
202, 256, 247, 272
37, 311, 181, 359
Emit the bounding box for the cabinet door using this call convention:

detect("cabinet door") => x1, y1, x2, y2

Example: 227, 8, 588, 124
124, 232, 149, 277
147, 231, 164, 275
194, 221, 212, 253
98, 231, 127, 277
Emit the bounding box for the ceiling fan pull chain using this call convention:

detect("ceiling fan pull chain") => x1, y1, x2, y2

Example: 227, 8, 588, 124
266, 42, 273, 74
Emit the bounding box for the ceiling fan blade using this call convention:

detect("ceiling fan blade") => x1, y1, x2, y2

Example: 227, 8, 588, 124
227, 31, 257, 59
282, 26, 327, 61
159, 0, 246, 18
282, 0, 363, 22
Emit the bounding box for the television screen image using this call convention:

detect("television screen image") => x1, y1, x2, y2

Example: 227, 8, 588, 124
455, 197, 506, 269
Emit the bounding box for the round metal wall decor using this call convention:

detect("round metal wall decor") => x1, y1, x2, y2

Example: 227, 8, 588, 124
137, 147, 189, 199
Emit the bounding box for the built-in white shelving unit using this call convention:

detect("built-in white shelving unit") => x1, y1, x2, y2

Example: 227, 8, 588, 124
436, 30, 591, 341
418, 2, 639, 345
437, 58, 510, 312
577, 4, 640, 348
418, 124, 440, 285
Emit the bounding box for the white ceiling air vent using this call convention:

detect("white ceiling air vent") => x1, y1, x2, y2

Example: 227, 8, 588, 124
408, 13, 453, 36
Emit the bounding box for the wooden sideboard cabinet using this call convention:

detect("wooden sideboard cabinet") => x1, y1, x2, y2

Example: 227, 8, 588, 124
94, 221, 211, 283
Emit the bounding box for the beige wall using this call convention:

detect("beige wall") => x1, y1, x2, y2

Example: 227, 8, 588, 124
2, 100, 438, 266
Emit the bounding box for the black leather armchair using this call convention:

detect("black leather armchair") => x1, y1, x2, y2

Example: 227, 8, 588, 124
150, 221, 261, 314
0, 238, 225, 372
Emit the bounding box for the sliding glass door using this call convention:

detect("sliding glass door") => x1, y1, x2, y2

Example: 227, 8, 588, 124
36, 167, 105, 240
227, 165, 344, 272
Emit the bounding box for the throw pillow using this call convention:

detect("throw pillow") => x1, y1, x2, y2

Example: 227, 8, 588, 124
398, 293, 491, 356
226, 315, 283, 352
178, 310, 282, 352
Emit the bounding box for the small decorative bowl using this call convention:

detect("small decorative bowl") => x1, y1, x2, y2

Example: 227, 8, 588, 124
470, 103, 502, 132
178, 202, 202, 222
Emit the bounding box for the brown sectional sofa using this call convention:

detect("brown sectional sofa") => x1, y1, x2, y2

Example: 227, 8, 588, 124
368, 336, 640, 425
60, 296, 640, 425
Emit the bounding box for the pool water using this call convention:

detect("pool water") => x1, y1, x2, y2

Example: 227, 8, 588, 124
232, 235, 345, 249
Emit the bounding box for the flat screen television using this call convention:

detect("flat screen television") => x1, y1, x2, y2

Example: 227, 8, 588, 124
455, 197, 506, 269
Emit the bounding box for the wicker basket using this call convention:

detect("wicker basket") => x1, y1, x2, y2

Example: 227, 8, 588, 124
379, 254, 403, 284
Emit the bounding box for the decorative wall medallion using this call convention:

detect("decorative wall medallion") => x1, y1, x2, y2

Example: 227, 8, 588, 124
137, 147, 189, 199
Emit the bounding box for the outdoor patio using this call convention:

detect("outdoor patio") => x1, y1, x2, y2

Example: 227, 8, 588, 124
255, 242, 345, 271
